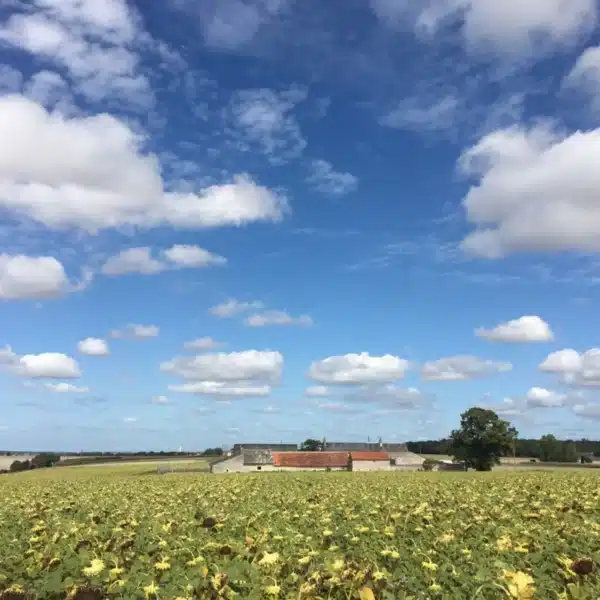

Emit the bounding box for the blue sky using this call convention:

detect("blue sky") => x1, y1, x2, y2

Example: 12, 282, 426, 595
2, 0, 600, 451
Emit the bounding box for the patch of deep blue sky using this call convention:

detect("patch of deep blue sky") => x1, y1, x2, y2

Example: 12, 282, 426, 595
2, 0, 600, 450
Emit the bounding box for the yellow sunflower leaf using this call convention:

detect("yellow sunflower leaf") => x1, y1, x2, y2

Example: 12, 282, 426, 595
359, 587, 376, 600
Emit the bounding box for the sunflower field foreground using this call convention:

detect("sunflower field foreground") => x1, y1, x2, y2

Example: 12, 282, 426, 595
1, 470, 599, 600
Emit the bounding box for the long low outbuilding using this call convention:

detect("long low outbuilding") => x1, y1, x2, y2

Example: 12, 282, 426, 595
211, 447, 425, 473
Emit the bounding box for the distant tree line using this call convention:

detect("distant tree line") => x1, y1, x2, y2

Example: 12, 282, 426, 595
407, 435, 598, 462
201, 448, 224, 456
3, 453, 60, 473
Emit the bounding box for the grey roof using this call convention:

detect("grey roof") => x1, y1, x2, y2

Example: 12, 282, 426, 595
325, 442, 380, 451
233, 443, 297, 453
242, 449, 275, 465
324, 441, 408, 452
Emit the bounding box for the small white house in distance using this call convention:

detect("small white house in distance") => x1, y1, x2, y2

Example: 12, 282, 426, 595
390, 451, 425, 470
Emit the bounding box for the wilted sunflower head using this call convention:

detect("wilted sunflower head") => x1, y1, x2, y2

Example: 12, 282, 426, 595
201, 517, 217, 528
67, 585, 105, 600
571, 558, 595, 576
75, 539, 92, 552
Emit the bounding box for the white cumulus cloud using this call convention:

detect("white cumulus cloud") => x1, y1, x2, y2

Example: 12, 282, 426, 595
0, 95, 288, 233
573, 403, 600, 420
370, 0, 596, 58
162, 245, 227, 268
17, 352, 81, 379
475, 315, 554, 342
0, 254, 78, 300
458, 122, 600, 257
538, 349, 583, 373
539, 348, 600, 387
0, 0, 152, 107
77, 337, 109, 356
421, 355, 512, 380
102, 248, 165, 276
102, 245, 226, 276
162, 349, 282, 398
526, 387, 566, 408
308, 353, 410, 384
161, 350, 282, 382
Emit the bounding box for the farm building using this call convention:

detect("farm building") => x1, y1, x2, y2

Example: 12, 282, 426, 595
211, 454, 244, 473
210, 440, 424, 473
389, 451, 425, 470
242, 449, 274, 467
211, 450, 350, 473
273, 452, 350, 470
323, 440, 409, 452
324, 442, 379, 452
349, 451, 392, 471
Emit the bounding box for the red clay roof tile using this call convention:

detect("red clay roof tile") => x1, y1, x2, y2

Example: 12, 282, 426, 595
272, 451, 349, 468
350, 451, 389, 461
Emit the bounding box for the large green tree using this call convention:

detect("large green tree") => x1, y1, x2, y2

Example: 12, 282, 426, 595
449, 407, 517, 471
300, 439, 323, 451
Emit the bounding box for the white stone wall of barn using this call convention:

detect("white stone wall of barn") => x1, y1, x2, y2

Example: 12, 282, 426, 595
211, 455, 244, 473
351, 460, 392, 471
211, 458, 349, 473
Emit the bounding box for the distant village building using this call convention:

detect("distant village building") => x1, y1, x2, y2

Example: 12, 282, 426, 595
232, 443, 298, 454
349, 451, 391, 471
324, 442, 378, 452
273, 452, 350, 470
392, 452, 428, 469
211, 441, 425, 474
242, 449, 274, 467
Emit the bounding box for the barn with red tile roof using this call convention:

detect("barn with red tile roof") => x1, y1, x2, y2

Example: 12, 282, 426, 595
272, 451, 350, 470
350, 451, 389, 461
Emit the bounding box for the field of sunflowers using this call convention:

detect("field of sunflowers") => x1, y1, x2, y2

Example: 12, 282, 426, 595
1, 467, 599, 600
